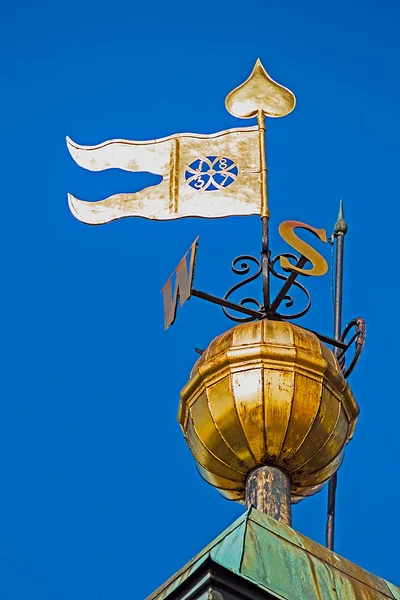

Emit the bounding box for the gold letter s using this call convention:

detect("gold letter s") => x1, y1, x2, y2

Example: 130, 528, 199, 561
278, 221, 328, 277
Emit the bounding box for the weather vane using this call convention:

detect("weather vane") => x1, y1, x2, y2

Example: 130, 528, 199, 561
67, 59, 366, 551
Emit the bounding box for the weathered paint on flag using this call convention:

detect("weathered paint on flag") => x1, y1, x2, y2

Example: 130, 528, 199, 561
67, 126, 262, 224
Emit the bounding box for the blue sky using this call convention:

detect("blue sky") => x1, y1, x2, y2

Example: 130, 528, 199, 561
1, 0, 400, 597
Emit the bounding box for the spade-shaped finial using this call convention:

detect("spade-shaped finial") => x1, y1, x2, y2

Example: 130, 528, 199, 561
225, 58, 296, 119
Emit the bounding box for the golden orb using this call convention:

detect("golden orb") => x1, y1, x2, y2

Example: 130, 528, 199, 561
178, 319, 359, 503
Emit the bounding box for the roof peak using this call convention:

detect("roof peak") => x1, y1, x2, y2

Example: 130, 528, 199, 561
147, 507, 400, 600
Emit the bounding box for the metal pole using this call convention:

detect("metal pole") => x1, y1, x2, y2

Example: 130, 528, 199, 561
257, 110, 270, 313
326, 200, 348, 551
245, 465, 292, 525
262, 216, 270, 313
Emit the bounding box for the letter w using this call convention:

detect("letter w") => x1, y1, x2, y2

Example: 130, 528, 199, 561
161, 238, 198, 330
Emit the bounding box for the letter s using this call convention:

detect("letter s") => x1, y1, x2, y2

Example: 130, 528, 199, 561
278, 220, 328, 277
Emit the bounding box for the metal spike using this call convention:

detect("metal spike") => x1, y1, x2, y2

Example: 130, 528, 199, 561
334, 199, 348, 235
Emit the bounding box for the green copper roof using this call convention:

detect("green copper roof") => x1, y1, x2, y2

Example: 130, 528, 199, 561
147, 507, 400, 600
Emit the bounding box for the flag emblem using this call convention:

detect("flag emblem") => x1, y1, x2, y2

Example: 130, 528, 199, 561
185, 156, 238, 191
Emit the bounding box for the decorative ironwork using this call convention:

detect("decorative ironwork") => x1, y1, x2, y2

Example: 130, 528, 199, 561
338, 317, 366, 379
222, 255, 262, 322
185, 157, 238, 191
268, 253, 311, 319
219, 249, 316, 323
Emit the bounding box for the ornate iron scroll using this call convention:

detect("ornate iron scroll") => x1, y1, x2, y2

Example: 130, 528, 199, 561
338, 317, 366, 379
221, 251, 313, 323
222, 255, 262, 322
268, 253, 311, 320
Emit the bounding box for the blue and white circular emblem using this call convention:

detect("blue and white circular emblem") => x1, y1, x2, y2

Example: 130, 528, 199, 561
185, 156, 238, 191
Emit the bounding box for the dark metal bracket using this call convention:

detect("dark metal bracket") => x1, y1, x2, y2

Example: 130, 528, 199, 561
191, 288, 263, 320
337, 317, 366, 379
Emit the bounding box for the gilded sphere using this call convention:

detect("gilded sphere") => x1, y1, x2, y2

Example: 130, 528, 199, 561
178, 320, 359, 503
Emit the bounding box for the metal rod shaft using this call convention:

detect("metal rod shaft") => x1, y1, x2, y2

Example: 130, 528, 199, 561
262, 216, 270, 313
257, 110, 270, 314
326, 471, 337, 551
326, 201, 347, 551
245, 465, 291, 525
191, 289, 263, 318
333, 233, 345, 342
304, 328, 347, 350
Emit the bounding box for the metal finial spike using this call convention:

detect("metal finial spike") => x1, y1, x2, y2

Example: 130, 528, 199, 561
334, 199, 348, 235
338, 199, 344, 220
